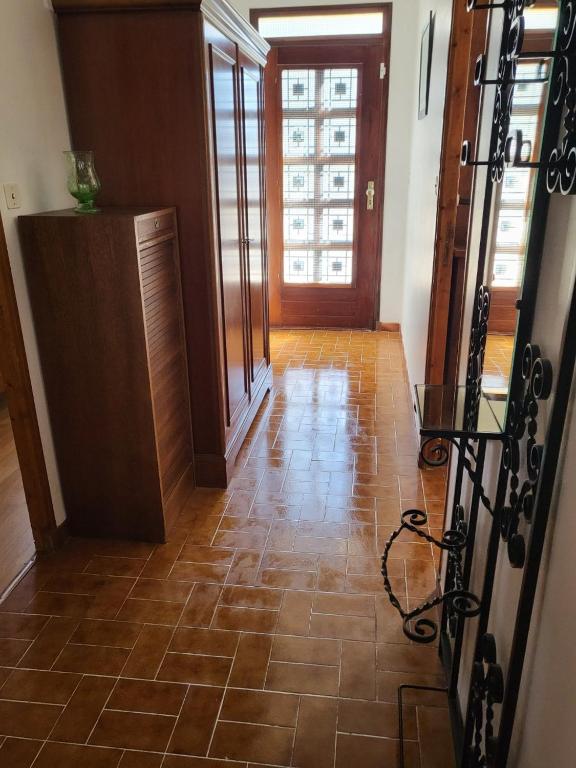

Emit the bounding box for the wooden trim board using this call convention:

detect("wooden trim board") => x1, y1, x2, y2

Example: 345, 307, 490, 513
0, 217, 57, 551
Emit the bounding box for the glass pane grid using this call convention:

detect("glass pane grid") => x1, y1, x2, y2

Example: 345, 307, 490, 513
282, 70, 316, 110
284, 165, 315, 202
321, 164, 355, 200
321, 208, 354, 243
283, 118, 315, 156
281, 67, 359, 285
322, 118, 357, 155
284, 207, 315, 243
322, 69, 358, 110
283, 250, 353, 284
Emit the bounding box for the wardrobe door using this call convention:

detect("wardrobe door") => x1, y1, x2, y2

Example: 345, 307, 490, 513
239, 53, 268, 386
206, 25, 249, 428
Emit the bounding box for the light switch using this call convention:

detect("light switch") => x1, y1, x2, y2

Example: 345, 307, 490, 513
3, 184, 22, 210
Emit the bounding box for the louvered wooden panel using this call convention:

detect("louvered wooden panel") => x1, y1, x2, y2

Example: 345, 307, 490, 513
138, 235, 193, 501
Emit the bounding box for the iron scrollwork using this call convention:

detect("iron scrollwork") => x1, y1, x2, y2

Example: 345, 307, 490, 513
462, 1, 536, 178
465, 284, 491, 431
450, 2, 568, 765
467, 633, 504, 768
546, 0, 576, 194
500, 343, 552, 567
420, 436, 452, 467
445, 505, 469, 638
420, 437, 493, 513
476, 0, 576, 186
381, 509, 481, 644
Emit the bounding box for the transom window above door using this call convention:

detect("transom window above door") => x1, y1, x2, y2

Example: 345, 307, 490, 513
257, 11, 384, 39
281, 68, 360, 285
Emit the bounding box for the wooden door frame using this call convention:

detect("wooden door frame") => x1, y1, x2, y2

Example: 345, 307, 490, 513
0, 216, 57, 551
424, 3, 489, 387
251, 4, 391, 329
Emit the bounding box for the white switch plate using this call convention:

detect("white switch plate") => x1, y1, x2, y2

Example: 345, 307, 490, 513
3, 184, 22, 210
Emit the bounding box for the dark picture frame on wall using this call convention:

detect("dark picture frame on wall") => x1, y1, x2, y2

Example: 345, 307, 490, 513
418, 11, 434, 119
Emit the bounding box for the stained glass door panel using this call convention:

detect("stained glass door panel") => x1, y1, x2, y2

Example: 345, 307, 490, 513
281, 67, 358, 285
267, 40, 389, 328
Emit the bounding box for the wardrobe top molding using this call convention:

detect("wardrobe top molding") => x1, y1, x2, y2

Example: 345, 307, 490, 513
52, 0, 270, 61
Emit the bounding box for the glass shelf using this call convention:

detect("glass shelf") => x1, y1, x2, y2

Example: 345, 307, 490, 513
415, 384, 507, 440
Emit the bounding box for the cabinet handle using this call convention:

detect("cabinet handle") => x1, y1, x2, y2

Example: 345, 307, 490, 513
154, 218, 160, 229
242, 238, 254, 245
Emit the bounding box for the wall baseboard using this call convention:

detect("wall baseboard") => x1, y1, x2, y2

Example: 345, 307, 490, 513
376, 322, 401, 332
52, 519, 70, 549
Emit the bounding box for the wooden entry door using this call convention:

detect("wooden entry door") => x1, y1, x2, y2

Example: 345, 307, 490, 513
266, 41, 389, 328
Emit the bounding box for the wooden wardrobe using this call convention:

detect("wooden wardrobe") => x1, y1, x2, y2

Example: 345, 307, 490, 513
54, 0, 272, 487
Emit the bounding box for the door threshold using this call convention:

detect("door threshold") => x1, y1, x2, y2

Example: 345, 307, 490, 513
0, 554, 37, 605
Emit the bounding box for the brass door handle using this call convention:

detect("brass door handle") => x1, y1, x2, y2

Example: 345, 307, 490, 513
366, 181, 375, 211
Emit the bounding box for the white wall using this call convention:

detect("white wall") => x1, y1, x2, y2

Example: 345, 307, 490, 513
0, 0, 70, 526
400, 0, 453, 386
230, 0, 421, 326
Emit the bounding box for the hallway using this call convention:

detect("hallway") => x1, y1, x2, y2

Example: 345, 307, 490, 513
0, 330, 453, 767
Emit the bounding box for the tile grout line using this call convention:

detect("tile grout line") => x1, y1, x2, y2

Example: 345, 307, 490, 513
28, 550, 155, 767
160, 672, 191, 767
204, 626, 244, 759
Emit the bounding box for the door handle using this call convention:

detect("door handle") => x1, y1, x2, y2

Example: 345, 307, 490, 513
365, 181, 375, 211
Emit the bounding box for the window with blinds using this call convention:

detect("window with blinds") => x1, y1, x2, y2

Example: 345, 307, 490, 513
281, 68, 359, 285
489, 52, 553, 287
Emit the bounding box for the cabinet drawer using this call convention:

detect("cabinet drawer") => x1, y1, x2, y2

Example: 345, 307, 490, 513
137, 211, 175, 244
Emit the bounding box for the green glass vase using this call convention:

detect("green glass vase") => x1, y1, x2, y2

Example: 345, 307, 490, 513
64, 150, 101, 213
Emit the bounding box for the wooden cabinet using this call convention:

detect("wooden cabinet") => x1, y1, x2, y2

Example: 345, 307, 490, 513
19, 208, 194, 543
54, 0, 272, 487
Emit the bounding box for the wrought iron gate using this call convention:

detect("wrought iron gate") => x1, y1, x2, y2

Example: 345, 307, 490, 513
382, 2, 576, 765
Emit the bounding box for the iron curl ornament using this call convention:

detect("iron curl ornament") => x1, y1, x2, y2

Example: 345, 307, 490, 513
420, 437, 451, 467
546, 0, 576, 194
500, 343, 552, 567
465, 284, 491, 431
381, 508, 481, 644
467, 633, 504, 768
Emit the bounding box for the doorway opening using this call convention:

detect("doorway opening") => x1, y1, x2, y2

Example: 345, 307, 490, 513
252, 5, 391, 329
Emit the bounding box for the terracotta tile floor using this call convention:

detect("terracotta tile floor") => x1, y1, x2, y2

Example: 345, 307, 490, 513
0, 329, 454, 768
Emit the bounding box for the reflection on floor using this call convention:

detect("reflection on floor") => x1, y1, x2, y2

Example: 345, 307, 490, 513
0, 330, 454, 768
484, 333, 514, 390
0, 394, 35, 595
